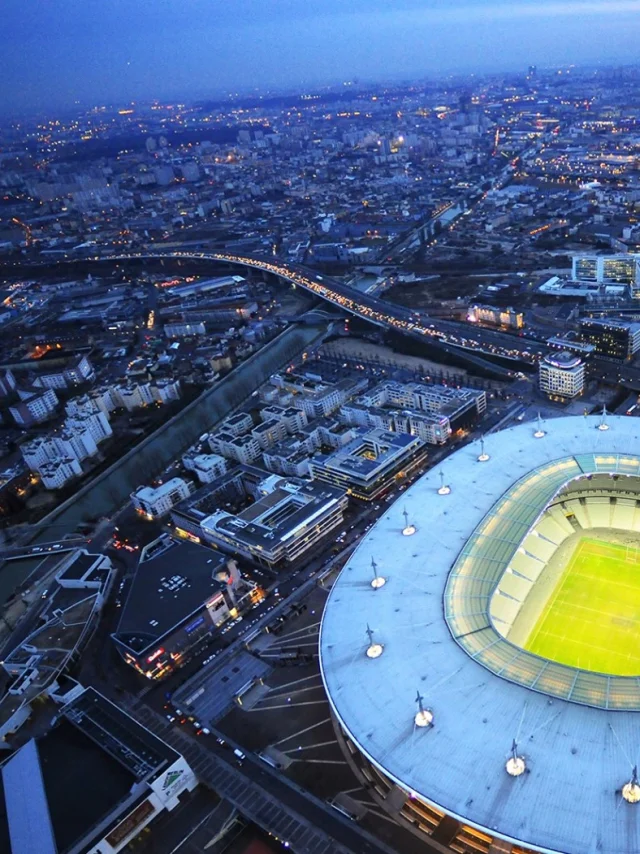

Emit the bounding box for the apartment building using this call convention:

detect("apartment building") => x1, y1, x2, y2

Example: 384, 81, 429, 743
132, 477, 195, 519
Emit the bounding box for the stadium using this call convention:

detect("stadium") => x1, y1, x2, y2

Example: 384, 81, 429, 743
320, 414, 640, 854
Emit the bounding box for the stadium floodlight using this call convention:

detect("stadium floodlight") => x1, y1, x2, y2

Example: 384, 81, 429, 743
365, 624, 384, 658
505, 739, 526, 777
477, 435, 490, 462
414, 690, 434, 727
437, 470, 451, 495
598, 405, 610, 431
370, 556, 386, 589
622, 766, 640, 803
533, 412, 545, 439
402, 507, 416, 536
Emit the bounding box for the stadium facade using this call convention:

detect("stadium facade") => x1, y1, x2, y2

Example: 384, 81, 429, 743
320, 415, 640, 854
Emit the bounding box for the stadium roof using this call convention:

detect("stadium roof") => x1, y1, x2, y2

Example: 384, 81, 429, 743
320, 415, 640, 854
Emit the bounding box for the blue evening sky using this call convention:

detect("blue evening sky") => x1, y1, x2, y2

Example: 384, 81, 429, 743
1, 1, 639, 114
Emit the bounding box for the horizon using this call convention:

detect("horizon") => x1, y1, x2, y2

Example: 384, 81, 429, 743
2, 0, 640, 117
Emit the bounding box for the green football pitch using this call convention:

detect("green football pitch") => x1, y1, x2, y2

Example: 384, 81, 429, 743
524, 537, 640, 676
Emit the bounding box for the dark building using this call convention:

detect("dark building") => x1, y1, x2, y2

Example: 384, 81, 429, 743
0, 687, 196, 854
580, 318, 640, 361
111, 535, 242, 680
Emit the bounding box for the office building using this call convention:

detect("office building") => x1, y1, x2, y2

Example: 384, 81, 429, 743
310, 428, 428, 500
167, 275, 245, 299
131, 477, 194, 519
572, 253, 640, 296
200, 473, 347, 568
468, 304, 524, 330
580, 318, 640, 360
539, 352, 585, 400
0, 550, 113, 743
112, 536, 241, 679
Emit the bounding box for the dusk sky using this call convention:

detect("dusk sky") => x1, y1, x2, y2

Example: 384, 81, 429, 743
2, 0, 640, 114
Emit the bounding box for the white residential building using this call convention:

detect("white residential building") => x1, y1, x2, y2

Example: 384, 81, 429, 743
53, 428, 98, 462
10, 389, 59, 426
263, 440, 312, 478
219, 412, 253, 437
209, 431, 262, 465
131, 477, 195, 519
33, 355, 95, 390
39, 456, 82, 489
182, 452, 227, 483
270, 374, 367, 419
20, 410, 110, 482
252, 418, 288, 450
21, 437, 57, 470
86, 386, 120, 415
151, 379, 182, 403
260, 404, 309, 433
117, 382, 155, 411
68, 410, 112, 443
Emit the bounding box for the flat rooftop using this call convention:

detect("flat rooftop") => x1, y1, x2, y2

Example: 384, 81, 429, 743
63, 687, 178, 776
312, 429, 423, 477
202, 477, 345, 549
38, 719, 137, 853
113, 537, 228, 654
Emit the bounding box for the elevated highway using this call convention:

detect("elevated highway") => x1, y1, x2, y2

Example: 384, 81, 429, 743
2, 248, 544, 377
100, 250, 543, 377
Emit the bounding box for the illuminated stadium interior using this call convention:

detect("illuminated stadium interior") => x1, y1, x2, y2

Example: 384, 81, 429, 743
447, 455, 640, 708
320, 416, 640, 854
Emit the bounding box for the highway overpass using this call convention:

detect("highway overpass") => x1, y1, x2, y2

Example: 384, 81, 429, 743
101, 250, 543, 377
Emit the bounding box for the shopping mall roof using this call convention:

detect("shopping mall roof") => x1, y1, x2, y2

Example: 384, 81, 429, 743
320, 415, 640, 854
113, 536, 228, 655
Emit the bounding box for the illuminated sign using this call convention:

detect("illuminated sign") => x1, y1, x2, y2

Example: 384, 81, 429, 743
185, 616, 205, 634
147, 648, 165, 663
163, 769, 183, 790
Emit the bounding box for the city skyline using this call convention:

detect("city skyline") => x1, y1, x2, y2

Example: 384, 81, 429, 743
2, 0, 640, 114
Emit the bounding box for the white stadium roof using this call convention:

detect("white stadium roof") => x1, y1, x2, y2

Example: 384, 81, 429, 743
320, 415, 640, 854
